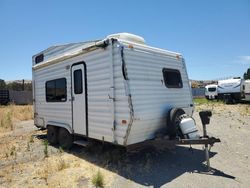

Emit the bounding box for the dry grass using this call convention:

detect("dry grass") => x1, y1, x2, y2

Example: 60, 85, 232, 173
0, 105, 33, 132
239, 105, 250, 116
92, 169, 104, 188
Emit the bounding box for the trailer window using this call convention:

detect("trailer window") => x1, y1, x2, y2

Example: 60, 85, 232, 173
35, 54, 44, 64
46, 78, 67, 102
208, 87, 216, 92
162, 68, 183, 88
73, 69, 83, 94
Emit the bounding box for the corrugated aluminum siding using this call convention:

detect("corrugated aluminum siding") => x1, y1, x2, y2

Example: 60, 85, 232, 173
123, 46, 193, 145
33, 59, 72, 129
33, 45, 130, 145
33, 39, 193, 146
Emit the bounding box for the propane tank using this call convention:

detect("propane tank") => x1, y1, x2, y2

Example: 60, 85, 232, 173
179, 116, 200, 139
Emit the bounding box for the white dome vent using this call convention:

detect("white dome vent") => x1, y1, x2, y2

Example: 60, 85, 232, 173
106, 33, 146, 44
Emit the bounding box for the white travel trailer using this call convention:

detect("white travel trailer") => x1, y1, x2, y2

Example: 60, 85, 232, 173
205, 84, 218, 100
242, 79, 250, 101
217, 77, 243, 103
32, 33, 219, 151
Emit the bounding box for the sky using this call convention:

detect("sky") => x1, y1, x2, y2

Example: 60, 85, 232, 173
0, 0, 249, 81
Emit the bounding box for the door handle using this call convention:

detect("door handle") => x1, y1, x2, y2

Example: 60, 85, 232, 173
69, 96, 75, 101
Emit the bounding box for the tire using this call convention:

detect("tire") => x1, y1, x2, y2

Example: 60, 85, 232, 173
167, 108, 185, 139
58, 128, 73, 149
47, 126, 58, 145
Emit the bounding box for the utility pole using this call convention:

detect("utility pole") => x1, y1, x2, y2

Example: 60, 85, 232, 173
22, 79, 25, 91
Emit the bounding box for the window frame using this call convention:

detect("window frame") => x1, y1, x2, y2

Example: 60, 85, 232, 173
73, 69, 83, 94
208, 87, 216, 92
35, 54, 44, 64
45, 78, 67, 102
162, 68, 183, 88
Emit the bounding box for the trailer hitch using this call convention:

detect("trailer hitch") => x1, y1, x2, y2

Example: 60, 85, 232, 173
174, 110, 220, 171
127, 110, 220, 171
199, 110, 217, 171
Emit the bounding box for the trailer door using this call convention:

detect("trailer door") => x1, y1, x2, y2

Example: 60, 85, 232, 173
71, 63, 87, 135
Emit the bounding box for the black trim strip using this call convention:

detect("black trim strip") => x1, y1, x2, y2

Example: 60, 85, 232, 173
233, 84, 240, 88
121, 46, 128, 80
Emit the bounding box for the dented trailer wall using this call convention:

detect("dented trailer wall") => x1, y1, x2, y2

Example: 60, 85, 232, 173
33, 37, 193, 146
121, 42, 193, 145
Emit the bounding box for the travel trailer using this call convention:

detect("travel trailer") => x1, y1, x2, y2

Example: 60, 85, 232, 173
217, 77, 243, 103
205, 84, 218, 100
242, 79, 250, 101
32, 33, 219, 156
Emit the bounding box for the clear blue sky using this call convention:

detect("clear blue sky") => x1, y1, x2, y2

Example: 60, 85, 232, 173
0, 0, 249, 81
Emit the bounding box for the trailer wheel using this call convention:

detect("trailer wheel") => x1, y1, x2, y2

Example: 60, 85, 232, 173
167, 108, 185, 139
58, 128, 73, 149
47, 125, 58, 145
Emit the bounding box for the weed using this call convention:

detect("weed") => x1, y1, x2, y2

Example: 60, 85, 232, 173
29, 135, 34, 143
0, 105, 33, 132
59, 146, 64, 153
240, 105, 250, 116
10, 146, 16, 156
193, 98, 209, 105
40, 167, 49, 184
92, 169, 104, 188
27, 142, 30, 151
193, 98, 223, 105
0, 110, 13, 130
57, 157, 69, 171
43, 140, 49, 158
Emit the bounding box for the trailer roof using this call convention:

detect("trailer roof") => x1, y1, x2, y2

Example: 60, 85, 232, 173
32, 33, 182, 70
32, 40, 100, 66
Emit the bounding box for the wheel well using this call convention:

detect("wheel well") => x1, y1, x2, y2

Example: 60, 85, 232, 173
167, 108, 186, 139
46, 123, 72, 134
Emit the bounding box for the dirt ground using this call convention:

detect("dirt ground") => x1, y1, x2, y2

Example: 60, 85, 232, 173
0, 103, 250, 188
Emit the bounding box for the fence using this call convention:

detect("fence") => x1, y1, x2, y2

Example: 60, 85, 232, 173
9, 90, 33, 105
6, 89, 204, 104
192, 88, 205, 98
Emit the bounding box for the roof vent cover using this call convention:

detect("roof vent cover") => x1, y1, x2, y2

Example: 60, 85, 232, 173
107, 33, 145, 44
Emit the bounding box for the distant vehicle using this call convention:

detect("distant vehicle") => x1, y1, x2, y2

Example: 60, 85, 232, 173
32, 33, 220, 170
217, 77, 243, 103
0, 89, 9, 105
205, 84, 218, 100
242, 79, 250, 101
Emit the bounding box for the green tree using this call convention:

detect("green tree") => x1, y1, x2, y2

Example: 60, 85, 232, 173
24, 82, 32, 91
6, 82, 23, 91
243, 68, 250, 80
0, 79, 6, 89
5, 81, 32, 91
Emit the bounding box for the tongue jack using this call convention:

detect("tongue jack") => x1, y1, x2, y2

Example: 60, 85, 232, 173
199, 110, 212, 171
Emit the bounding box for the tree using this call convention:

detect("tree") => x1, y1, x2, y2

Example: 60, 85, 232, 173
243, 68, 250, 80
0, 79, 6, 89
5, 81, 32, 91
191, 82, 199, 88
6, 82, 23, 91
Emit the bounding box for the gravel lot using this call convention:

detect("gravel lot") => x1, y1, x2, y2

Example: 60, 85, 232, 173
0, 103, 249, 188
